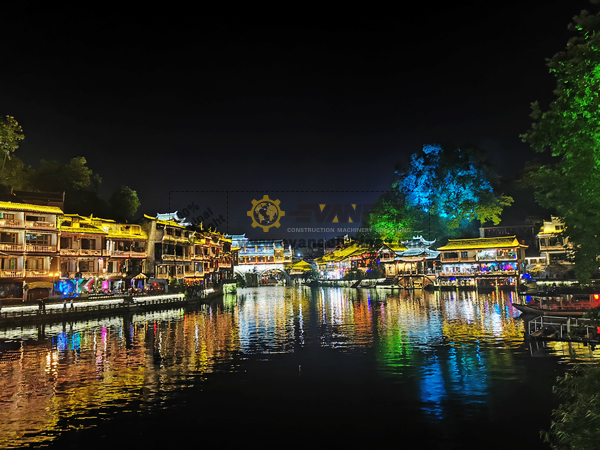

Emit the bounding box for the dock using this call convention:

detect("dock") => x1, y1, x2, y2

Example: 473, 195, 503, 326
0, 291, 222, 326
525, 314, 600, 345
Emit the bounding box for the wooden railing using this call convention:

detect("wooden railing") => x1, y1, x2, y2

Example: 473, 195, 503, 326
25, 270, 51, 277
111, 250, 147, 258
0, 270, 23, 278
0, 243, 23, 252
439, 270, 518, 277
26, 245, 57, 252
25, 221, 56, 229
0, 219, 22, 228
80, 249, 102, 256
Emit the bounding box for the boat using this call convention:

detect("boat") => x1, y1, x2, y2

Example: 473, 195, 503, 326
512, 303, 589, 317
513, 293, 600, 317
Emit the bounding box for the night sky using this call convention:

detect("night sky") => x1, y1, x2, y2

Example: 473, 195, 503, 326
0, 1, 593, 239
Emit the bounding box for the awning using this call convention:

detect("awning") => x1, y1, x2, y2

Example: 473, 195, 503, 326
24, 281, 54, 290
133, 273, 147, 279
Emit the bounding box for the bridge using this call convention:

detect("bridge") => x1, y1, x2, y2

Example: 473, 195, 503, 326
234, 263, 290, 286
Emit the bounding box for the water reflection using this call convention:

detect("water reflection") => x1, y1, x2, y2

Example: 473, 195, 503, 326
0, 302, 237, 448
0, 288, 598, 448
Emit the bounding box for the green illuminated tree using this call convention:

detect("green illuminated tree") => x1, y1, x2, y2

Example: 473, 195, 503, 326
358, 190, 418, 244
521, 3, 600, 283
0, 116, 25, 182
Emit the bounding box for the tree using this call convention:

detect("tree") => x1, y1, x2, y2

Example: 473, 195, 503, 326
358, 190, 418, 244
395, 143, 513, 232
31, 157, 111, 216
1, 157, 33, 190
0, 116, 25, 182
32, 157, 95, 192
521, 3, 600, 283
109, 186, 141, 222
542, 364, 600, 450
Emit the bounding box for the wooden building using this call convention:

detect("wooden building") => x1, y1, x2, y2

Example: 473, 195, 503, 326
436, 236, 527, 289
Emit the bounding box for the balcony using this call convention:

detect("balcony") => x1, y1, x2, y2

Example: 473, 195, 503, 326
439, 270, 519, 277
0, 219, 23, 228
0, 270, 23, 278
26, 245, 57, 253
0, 243, 23, 252
25, 269, 51, 277
25, 221, 56, 230
495, 254, 518, 261
73, 271, 101, 278
111, 250, 146, 258
79, 249, 102, 256
184, 270, 204, 277
162, 254, 176, 261
59, 248, 80, 256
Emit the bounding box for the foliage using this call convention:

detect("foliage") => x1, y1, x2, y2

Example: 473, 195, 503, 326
362, 143, 512, 244
343, 268, 364, 281
302, 267, 318, 281
365, 263, 384, 279
395, 143, 513, 230
542, 364, 600, 450
358, 190, 418, 243
0, 116, 24, 181
1, 157, 33, 190
235, 273, 247, 288
521, 4, 600, 283
583, 304, 600, 325
32, 157, 95, 192
109, 185, 141, 222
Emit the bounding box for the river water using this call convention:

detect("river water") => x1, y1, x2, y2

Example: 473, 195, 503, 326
1, 287, 598, 449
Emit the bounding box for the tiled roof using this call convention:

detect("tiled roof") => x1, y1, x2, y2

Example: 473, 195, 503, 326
59, 226, 107, 235
315, 242, 371, 263
0, 201, 62, 214
437, 236, 526, 251
380, 242, 408, 253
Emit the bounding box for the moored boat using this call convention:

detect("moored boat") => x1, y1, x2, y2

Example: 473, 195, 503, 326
512, 303, 589, 317
513, 293, 600, 317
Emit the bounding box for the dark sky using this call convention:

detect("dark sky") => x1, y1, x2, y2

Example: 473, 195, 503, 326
0, 1, 594, 238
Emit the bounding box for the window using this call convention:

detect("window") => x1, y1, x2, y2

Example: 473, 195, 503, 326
461, 251, 469, 259
0, 233, 17, 243
60, 237, 72, 248
0, 213, 15, 220
1, 258, 16, 270
26, 234, 50, 245
26, 215, 46, 222
81, 239, 96, 250
25, 258, 44, 270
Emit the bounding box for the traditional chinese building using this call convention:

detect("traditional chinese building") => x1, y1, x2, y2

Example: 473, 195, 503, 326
314, 241, 375, 280
142, 213, 234, 289
378, 236, 440, 287
141, 213, 193, 283
436, 236, 527, 289
537, 216, 572, 264
0, 201, 62, 301
57, 214, 148, 294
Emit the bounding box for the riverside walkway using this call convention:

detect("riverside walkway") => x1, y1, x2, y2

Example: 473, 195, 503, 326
0, 290, 221, 325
